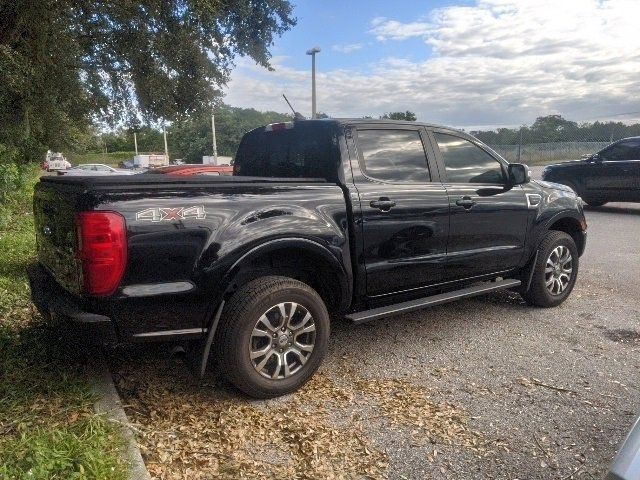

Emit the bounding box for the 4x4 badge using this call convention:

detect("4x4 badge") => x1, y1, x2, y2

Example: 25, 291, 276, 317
136, 206, 206, 222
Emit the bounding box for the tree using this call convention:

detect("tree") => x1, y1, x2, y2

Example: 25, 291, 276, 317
382, 111, 417, 121
0, 0, 295, 163
168, 105, 291, 162
529, 115, 578, 142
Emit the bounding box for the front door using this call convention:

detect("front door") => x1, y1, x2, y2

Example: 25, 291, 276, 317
431, 130, 529, 280
351, 126, 450, 297
587, 138, 640, 201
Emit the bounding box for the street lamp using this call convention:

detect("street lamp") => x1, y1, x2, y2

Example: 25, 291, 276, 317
306, 47, 321, 119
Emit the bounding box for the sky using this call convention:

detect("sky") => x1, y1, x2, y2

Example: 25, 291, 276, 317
223, 0, 640, 128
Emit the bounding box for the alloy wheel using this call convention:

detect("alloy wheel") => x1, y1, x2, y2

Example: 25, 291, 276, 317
249, 302, 316, 379
545, 245, 573, 295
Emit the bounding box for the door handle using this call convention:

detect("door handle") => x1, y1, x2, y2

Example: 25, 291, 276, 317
455, 196, 476, 209
370, 197, 396, 211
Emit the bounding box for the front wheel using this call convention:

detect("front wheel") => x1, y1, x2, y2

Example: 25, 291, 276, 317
521, 231, 579, 308
216, 276, 330, 398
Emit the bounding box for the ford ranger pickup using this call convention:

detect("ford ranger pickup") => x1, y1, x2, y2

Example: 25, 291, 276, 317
28, 119, 587, 398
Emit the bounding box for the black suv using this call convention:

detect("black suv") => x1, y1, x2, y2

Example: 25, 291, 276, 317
541, 136, 640, 206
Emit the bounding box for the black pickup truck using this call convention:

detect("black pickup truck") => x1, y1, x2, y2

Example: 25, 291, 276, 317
29, 119, 587, 398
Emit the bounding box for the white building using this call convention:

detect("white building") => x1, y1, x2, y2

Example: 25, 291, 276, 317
134, 154, 169, 168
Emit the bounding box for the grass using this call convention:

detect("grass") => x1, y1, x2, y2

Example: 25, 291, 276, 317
0, 167, 128, 480
66, 152, 137, 167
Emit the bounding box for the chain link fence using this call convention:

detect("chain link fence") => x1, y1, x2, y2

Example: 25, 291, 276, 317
470, 115, 640, 165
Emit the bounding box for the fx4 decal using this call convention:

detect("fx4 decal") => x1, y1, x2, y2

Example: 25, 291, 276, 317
136, 206, 206, 222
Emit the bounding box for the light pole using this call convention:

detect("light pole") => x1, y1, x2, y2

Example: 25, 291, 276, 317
306, 47, 321, 119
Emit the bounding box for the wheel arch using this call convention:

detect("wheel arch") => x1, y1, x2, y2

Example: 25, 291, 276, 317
545, 214, 586, 256
220, 238, 352, 313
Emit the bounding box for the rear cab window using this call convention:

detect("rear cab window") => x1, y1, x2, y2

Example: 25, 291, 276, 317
233, 121, 340, 181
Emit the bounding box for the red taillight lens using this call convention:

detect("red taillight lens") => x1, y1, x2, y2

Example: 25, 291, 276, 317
76, 212, 127, 296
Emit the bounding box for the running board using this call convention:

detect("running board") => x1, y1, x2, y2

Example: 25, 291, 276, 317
346, 279, 521, 325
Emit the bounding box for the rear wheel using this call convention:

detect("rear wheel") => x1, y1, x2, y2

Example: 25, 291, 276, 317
216, 276, 330, 398
585, 199, 607, 207
522, 231, 579, 308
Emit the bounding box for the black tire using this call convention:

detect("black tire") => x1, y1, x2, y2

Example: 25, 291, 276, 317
521, 231, 579, 308
585, 199, 607, 207
216, 276, 330, 399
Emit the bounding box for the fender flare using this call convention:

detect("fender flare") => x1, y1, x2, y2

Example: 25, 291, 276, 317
535, 211, 586, 254
219, 237, 352, 311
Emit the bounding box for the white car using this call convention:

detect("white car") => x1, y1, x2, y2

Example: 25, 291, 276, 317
61, 164, 136, 176
45, 158, 71, 171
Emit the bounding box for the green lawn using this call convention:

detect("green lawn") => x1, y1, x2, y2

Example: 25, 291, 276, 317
0, 167, 128, 480
66, 151, 137, 167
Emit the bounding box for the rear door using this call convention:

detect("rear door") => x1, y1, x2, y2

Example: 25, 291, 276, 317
430, 129, 529, 280
349, 125, 450, 297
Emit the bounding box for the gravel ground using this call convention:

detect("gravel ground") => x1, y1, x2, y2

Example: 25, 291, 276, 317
107, 181, 640, 479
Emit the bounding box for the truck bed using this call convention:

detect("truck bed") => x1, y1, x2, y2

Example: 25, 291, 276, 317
40, 174, 330, 189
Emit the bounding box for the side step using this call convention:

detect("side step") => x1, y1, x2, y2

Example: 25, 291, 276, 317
345, 278, 521, 325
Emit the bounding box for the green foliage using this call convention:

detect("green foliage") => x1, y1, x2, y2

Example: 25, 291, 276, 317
67, 152, 138, 167
168, 105, 292, 162
0, 163, 37, 230
0, 172, 128, 479
0, 417, 127, 480
0, 0, 295, 164
382, 111, 417, 121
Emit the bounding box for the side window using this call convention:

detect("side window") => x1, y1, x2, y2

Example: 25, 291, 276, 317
357, 129, 430, 183
599, 140, 640, 161
434, 132, 505, 184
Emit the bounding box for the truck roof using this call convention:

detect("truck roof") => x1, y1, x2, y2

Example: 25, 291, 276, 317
251, 117, 465, 135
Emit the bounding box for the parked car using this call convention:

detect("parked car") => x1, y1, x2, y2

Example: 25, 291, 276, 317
541, 136, 640, 206
118, 160, 135, 169
43, 158, 71, 172
60, 163, 136, 176
28, 118, 587, 398
147, 164, 234, 176
607, 415, 640, 480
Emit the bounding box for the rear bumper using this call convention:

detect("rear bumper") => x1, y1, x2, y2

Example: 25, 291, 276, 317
27, 264, 118, 344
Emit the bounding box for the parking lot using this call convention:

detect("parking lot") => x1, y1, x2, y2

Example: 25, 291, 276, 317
108, 183, 640, 479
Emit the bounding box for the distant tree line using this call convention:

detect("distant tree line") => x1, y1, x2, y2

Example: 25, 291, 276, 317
86, 112, 640, 164
471, 115, 640, 145
86, 105, 292, 163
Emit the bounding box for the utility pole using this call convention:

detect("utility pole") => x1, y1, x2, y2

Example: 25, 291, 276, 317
306, 47, 321, 119
517, 127, 523, 162
163, 124, 169, 161
133, 132, 138, 156
211, 114, 218, 165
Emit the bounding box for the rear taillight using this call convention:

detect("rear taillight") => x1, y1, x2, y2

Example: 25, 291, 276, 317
76, 212, 127, 296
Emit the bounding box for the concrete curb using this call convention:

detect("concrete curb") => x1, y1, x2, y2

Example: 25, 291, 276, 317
91, 355, 152, 480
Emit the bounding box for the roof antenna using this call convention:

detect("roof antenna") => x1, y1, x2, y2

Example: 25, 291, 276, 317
283, 94, 306, 121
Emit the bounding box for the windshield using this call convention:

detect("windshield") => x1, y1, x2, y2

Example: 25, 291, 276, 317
233, 122, 340, 181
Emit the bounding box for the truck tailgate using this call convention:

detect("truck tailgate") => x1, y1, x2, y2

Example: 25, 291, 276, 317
33, 182, 83, 294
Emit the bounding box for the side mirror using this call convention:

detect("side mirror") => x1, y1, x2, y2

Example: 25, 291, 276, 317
590, 153, 602, 162
508, 163, 530, 185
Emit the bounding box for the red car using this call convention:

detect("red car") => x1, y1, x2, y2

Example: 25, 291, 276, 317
150, 165, 233, 176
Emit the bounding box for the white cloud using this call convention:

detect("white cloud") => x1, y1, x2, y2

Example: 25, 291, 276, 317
225, 0, 640, 126
331, 43, 364, 54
